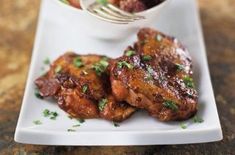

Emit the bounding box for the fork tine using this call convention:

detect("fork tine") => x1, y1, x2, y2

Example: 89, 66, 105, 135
107, 4, 145, 19
87, 9, 131, 24
92, 7, 135, 22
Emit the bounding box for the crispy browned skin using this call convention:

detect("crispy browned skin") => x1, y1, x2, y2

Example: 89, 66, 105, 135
35, 52, 136, 121
110, 28, 198, 121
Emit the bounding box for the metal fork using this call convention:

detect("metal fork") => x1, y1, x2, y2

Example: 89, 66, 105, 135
80, 0, 145, 24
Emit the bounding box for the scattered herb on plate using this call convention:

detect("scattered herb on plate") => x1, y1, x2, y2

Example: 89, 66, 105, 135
92, 57, 109, 76
96, 0, 108, 5
43, 57, 50, 65
33, 120, 42, 125
82, 84, 88, 93
175, 63, 184, 71
113, 122, 120, 127
193, 116, 204, 123
180, 123, 187, 129
35, 89, 43, 99
77, 118, 85, 123
72, 124, 81, 127
42, 109, 59, 120
67, 129, 76, 132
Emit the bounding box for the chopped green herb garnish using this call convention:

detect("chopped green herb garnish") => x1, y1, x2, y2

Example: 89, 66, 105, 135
163, 100, 178, 111
35, 89, 43, 99
33, 120, 42, 125
43, 109, 58, 120
82, 85, 88, 93
156, 34, 163, 42
72, 124, 81, 127
96, 0, 108, 5
180, 123, 187, 129
147, 66, 154, 74
98, 98, 108, 111
43, 109, 50, 117
67, 129, 76, 132
77, 118, 85, 123
142, 55, 152, 61
73, 56, 84, 68
68, 115, 73, 119
175, 63, 184, 71
183, 76, 195, 88
43, 57, 50, 65
117, 61, 133, 69
125, 50, 136, 57
113, 122, 120, 127
92, 58, 109, 76
55, 65, 62, 73
193, 116, 204, 123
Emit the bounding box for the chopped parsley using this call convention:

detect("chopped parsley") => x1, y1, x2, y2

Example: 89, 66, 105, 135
193, 116, 204, 123
67, 129, 76, 132
96, 0, 108, 5
175, 63, 184, 71
43, 109, 59, 120
55, 65, 62, 73
73, 56, 84, 68
35, 89, 43, 99
33, 120, 42, 125
82, 84, 88, 93
125, 50, 136, 57
68, 115, 73, 119
183, 76, 195, 88
92, 58, 109, 76
113, 122, 120, 127
77, 118, 85, 123
163, 100, 179, 111
142, 55, 152, 61
60, 0, 69, 4
98, 98, 108, 111
180, 123, 187, 129
117, 61, 133, 69
156, 34, 163, 42
43, 57, 50, 65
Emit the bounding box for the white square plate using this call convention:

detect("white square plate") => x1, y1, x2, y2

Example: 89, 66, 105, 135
15, 0, 223, 145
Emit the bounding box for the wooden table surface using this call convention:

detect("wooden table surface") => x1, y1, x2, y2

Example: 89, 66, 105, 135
0, 0, 234, 154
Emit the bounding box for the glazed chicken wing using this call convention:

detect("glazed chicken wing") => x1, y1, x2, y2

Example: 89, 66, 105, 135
35, 52, 136, 122
110, 28, 198, 121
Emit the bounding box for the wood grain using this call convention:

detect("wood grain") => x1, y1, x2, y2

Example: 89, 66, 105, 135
0, 0, 234, 154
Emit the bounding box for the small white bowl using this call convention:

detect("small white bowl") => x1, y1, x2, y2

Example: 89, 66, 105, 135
52, 0, 171, 40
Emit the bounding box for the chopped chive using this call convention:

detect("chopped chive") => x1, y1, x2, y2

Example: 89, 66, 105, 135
60, 0, 69, 4
73, 56, 84, 68
183, 76, 195, 88
163, 100, 179, 111
156, 34, 163, 42
35, 89, 43, 99
72, 124, 81, 127
68, 115, 73, 119
82, 85, 88, 93
77, 118, 85, 123
43, 57, 50, 65
33, 120, 42, 125
193, 116, 204, 123
142, 55, 152, 61
55, 65, 62, 73
180, 123, 187, 129
43, 109, 50, 117
125, 50, 136, 57
175, 63, 184, 71
92, 58, 109, 76
113, 122, 120, 127
98, 98, 108, 111
117, 61, 133, 69
67, 129, 76, 132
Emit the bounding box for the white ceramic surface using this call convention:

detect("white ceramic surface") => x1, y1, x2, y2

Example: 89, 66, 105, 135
52, 0, 171, 39
14, 0, 223, 145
